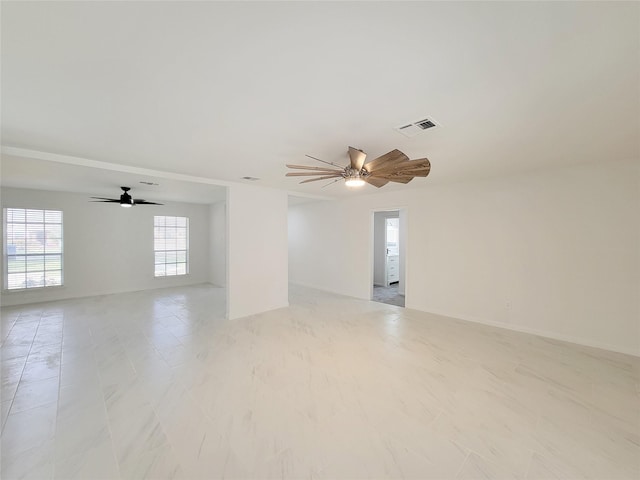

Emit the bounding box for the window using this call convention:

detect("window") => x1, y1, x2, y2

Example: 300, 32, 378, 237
4, 208, 63, 290
154, 216, 188, 277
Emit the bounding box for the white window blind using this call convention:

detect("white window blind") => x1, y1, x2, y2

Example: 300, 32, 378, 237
154, 216, 189, 277
4, 208, 63, 290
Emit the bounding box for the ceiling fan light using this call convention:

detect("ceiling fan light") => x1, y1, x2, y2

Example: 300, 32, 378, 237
345, 178, 365, 187
345, 173, 365, 187
120, 202, 133, 208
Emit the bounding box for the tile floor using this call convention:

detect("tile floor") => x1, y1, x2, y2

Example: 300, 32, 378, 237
372, 283, 405, 307
1, 284, 638, 479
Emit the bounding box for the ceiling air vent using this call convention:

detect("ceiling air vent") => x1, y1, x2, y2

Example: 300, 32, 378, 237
395, 117, 438, 138
416, 119, 436, 130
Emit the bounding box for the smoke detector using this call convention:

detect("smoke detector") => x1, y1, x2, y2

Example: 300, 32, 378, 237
395, 117, 438, 138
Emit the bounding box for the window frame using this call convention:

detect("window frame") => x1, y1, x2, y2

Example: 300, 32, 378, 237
3, 207, 64, 291
153, 215, 189, 278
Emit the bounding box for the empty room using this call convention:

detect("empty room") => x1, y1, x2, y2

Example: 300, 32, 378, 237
1, 1, 638, 479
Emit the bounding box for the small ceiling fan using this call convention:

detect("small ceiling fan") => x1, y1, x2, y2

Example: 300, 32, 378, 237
90, 186, 163, 208
286, 147, 431, 188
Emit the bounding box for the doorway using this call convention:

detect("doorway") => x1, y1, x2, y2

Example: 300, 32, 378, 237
371, 209, 406, 307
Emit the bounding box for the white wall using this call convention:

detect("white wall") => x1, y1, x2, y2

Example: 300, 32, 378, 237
227, 184, 288, 320
209, 200, 226, 287
289, 160, 640, 355
398, 208, 407, 296
1, 187, 210, 306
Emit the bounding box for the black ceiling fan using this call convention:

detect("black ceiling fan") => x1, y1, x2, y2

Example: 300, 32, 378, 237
90, 186, 163, 208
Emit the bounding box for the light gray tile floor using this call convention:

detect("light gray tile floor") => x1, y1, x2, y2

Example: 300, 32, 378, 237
1, 284, 638, 479
372, 283, 405, 307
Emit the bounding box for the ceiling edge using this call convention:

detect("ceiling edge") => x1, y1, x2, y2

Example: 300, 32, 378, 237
0, 145, 234, 189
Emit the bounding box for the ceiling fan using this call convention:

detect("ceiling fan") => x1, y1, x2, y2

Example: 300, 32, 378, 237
90, 186, 163, 208
286, 147, 431, 188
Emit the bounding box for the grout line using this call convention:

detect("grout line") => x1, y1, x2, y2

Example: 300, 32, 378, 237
454, 452, 471, 478
52, 309, 65, 478
523, 448, 536, 480
0, 315, 19, 429
95, 321, 126, 480
3, 311, 42, 425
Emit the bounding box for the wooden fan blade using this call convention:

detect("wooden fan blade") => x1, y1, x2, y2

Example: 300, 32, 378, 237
387, 176, 414, 184
403, 158, 431, 169
373, 158, 430, 174
286, 172, 343, 177
299, 175, 342, 184
286, 164, 343, 173
370, 168, 430, 179
90, 199, 121, 203
364, 176, 389, 188
363, 149, 409, 173
90, 197, 120, 201
403, 168, 430, 177
348, 147, 366, 171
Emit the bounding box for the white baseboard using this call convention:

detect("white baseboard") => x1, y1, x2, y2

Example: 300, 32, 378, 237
290, 283, 639, 357
418, 307, 640, 358
227, 301, 290, 321
289, 281, 366, 300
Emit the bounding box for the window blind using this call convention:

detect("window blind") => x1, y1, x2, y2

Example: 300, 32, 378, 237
5, 208, 63, 289
154, 216, 189, 277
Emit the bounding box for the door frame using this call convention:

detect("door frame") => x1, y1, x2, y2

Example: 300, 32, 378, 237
369, 206, 408, 304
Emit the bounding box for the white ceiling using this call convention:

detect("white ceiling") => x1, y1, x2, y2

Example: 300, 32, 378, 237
1, 2, 638, 199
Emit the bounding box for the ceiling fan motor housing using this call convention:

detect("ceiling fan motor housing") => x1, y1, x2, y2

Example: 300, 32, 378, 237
344, 166, 367, 180
120, 191, 133, 205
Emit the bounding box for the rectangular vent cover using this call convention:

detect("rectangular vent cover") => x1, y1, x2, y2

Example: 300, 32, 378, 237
395, 117, 437, 138
416, 119, 436, 130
